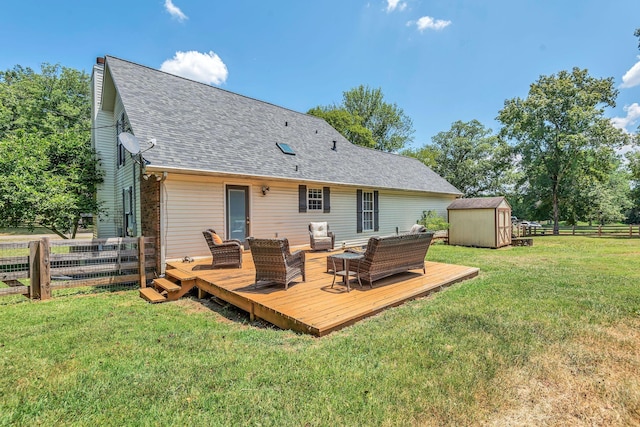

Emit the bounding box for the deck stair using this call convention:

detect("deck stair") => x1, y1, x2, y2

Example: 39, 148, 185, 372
139, 268, 197, 303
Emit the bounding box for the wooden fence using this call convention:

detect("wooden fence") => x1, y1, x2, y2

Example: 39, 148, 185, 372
0, 236, 155, 300
516, 224, 640, 238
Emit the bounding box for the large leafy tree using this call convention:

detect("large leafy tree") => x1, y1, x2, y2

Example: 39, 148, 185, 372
308, 85, 414, 152
498, 68, 629, 234
405, 120, 513, 197
0, 63, 102, 238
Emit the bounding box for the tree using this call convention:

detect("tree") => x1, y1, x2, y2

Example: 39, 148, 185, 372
626, 150, 640, 223
561, 158, 631, 225
0, 63, 102, 238
308, 85, 414, 152
405, 120, 514, 197
306, 106, 376, 148
635, 27, 640, 50
498, 68, 630, 234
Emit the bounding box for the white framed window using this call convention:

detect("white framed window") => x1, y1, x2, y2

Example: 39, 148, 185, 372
362, 191, 374, 231
307, 188, 323, 211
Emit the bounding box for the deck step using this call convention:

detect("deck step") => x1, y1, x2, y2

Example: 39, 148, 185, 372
154, 278, 181, 292
166, 269, 196, 282
140, 287, 167, 303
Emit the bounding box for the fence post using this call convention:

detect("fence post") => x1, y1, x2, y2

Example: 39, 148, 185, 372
29, 238, 51, 300
598, 225, 602, 237
29, 241, 40, 299
572, 225, 575, 235
138, 236, 146, 288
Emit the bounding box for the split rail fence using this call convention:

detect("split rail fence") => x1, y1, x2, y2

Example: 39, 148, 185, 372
0, 236, 155, 300
516, 224, 640, 238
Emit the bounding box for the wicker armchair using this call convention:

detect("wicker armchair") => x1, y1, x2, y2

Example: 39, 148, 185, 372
202, 229, 243, 268
309, 222, 335, 251
247, 237, 305, 290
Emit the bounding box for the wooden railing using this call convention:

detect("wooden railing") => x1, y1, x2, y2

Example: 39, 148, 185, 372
0, 236, 155, 300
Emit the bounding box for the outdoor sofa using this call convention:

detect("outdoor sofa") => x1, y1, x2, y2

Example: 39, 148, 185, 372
331, 231, 434, 286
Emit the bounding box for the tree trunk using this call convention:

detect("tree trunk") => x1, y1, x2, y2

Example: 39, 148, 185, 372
552, 178, 560, 235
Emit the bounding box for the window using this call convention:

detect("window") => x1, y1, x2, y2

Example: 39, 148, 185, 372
362, 191, 374, 231
116, 113, 130, 167
122, 186, 135, 237
356, 189, 378, 233
307, 188, 323, 211
276, 142, 296, 155
299, 185, 330, 213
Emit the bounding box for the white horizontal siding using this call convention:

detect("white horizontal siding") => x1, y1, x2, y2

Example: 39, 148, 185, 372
94, 110, 118, 237
160, 175, 457, 261
163, 178, 224, 260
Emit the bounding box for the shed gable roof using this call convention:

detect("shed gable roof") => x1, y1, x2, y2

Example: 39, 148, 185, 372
447, 197, 510, 210
104, 56, 461, 195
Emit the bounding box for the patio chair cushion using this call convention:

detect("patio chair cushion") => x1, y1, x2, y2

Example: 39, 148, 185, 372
313, 236, 332, 245
211, 232, 223, 245
310, 222, 328, 238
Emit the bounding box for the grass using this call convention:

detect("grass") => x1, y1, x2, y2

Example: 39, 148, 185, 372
1, 236, 639, 426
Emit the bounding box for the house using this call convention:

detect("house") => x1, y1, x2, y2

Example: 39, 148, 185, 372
91, 56, 462, 272
447, 196, 512, 248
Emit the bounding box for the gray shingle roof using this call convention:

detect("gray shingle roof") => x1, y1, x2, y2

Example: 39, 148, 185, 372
447, 197, 509, 210
105, 56, 461, 195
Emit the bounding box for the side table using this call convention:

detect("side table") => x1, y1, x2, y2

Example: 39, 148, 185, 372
329, 252, 364, 292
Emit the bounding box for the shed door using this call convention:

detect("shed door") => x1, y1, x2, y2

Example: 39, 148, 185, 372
497, 208, 511, 247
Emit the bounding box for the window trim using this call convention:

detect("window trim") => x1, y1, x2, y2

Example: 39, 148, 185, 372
307, 188, 323, 211
362, 191, 374, 232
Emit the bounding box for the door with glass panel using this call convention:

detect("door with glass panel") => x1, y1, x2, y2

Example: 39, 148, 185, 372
226, 185, 250, 246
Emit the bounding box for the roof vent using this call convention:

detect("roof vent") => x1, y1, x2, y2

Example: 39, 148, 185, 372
331, 140, 337, 151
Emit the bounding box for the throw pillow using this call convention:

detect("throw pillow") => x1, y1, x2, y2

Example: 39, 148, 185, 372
310, 222, 327, 238
211, 232, 223, 245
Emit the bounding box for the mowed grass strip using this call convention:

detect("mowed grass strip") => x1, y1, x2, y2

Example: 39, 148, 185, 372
0, 236, 638, 426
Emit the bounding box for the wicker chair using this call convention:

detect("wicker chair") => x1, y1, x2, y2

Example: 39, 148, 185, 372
309, 222, 335, 251
247, 237, 305, 290
202, 229, 243, 268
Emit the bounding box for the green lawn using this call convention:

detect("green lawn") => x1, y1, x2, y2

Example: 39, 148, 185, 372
1, 237, 639, 426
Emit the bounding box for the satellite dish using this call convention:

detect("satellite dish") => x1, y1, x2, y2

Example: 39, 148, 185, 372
118, 132, 141, 155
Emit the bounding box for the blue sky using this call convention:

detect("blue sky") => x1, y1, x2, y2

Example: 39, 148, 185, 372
1, 0, 639, 149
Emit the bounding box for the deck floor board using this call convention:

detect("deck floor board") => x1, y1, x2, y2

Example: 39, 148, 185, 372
167, 250, 478, 336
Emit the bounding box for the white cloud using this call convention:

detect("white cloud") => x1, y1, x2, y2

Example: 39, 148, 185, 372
620, 57, 640, 89
409, 16, 452, 32
165, 0, 188, 22
160, 51, 228, 85
611, 103, 640, 132
386, 0, 407, 12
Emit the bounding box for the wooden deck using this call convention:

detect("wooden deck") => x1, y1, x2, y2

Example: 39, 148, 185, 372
166, 250, 479, 336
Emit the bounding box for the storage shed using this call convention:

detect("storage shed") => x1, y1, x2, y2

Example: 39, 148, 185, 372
447, 197, 511, 248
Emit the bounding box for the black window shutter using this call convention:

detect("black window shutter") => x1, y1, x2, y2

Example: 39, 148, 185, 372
374, 190, 379, 232
356, 189, 363, 233
122, 188, 126, 237
298, 185, 307, 213
323, 187, 330, 213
